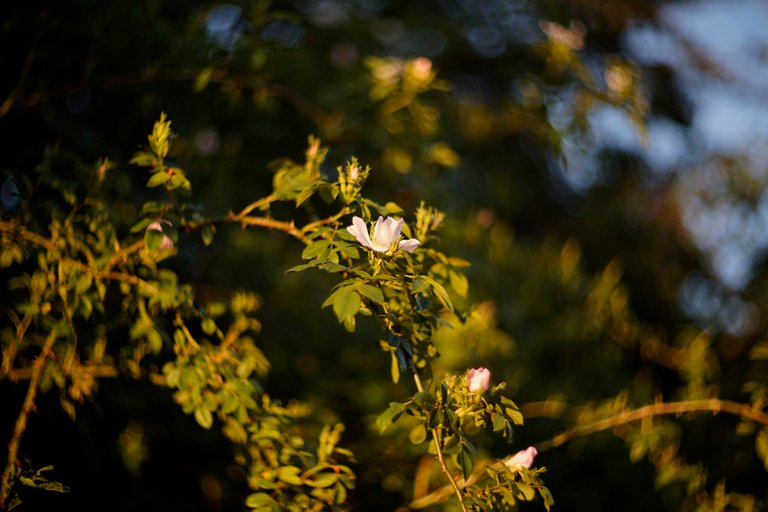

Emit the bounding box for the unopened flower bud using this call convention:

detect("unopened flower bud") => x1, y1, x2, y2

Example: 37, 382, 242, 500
504, 446, 538, 471
467, 367, 491, 392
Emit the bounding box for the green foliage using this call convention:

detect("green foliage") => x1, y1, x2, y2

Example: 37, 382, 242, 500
2, 2, 768, 512
0, 116, 547, 512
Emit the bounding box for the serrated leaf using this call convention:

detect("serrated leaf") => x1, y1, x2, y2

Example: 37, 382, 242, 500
413, 391, 435, 411
357, 284, 384, 304
302, 240, 330, 260
319, 262, 347, 273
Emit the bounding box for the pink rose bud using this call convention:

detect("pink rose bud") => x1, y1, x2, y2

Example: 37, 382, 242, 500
504, 446, 538, 471
466, 367, 491, 392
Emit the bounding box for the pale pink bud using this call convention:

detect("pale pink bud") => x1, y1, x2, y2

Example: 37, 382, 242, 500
147, 220, 174, 250
504, 446, 538, 471
466, 367, 491, 392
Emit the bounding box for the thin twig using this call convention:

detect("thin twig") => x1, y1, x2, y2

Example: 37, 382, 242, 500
182, 212, 309, 244
0, 331, 57, 508
412, 370, 468, 512
410, 398, 768, 509
535, 398, 768, 451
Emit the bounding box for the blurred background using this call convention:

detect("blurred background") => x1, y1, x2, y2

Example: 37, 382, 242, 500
2, 0, 768, 510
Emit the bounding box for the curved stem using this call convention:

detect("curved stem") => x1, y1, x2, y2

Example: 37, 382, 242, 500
411, 370, 468, 512
182, 212, 309, 244
532, 399, 768, 452
0, 331, 56, 508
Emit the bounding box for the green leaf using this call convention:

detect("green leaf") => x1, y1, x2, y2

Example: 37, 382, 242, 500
319, 262, 347, 273
749, 341, 768, 360
390, 349, 400, 384
149, 112, 172, 160
302, 240, 330, 260
492, 412, 507, 432
305, 472, 338, 488
505, 406, 524, 425
520, 483, 536, 501
501, 488, 516, 505
130, 217, 154, 233
201, 224, 216, 246
448, 270, 469, 297
245, 493, 275, 508
277, 466, 304, 486
756, 428, 768, 470
456, 446, 473, 480
222, 418, 248, 445
286, 262, 320, 273
167, 171, 191, 191
356, 284, 384, 304
74, 274, 92, 294
382, 201, 404, 216
376, 402, 406, 433
130, 151, 158, 168
147, 171, 171, 188
331, 288, 361, 323
295, 183, 317, 207
411, 277, 430, 294
413, 391, 435, 411
409, 424, 427, 444
194, 406, 214, 429
421, 275, 454, 312
201, 317, 217, 336
144, 228, 165, 251
194, 66, 214, 92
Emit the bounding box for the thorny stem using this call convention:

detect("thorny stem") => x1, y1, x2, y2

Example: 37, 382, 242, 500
0, 331, 57, 508
412, 369, 468, 512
